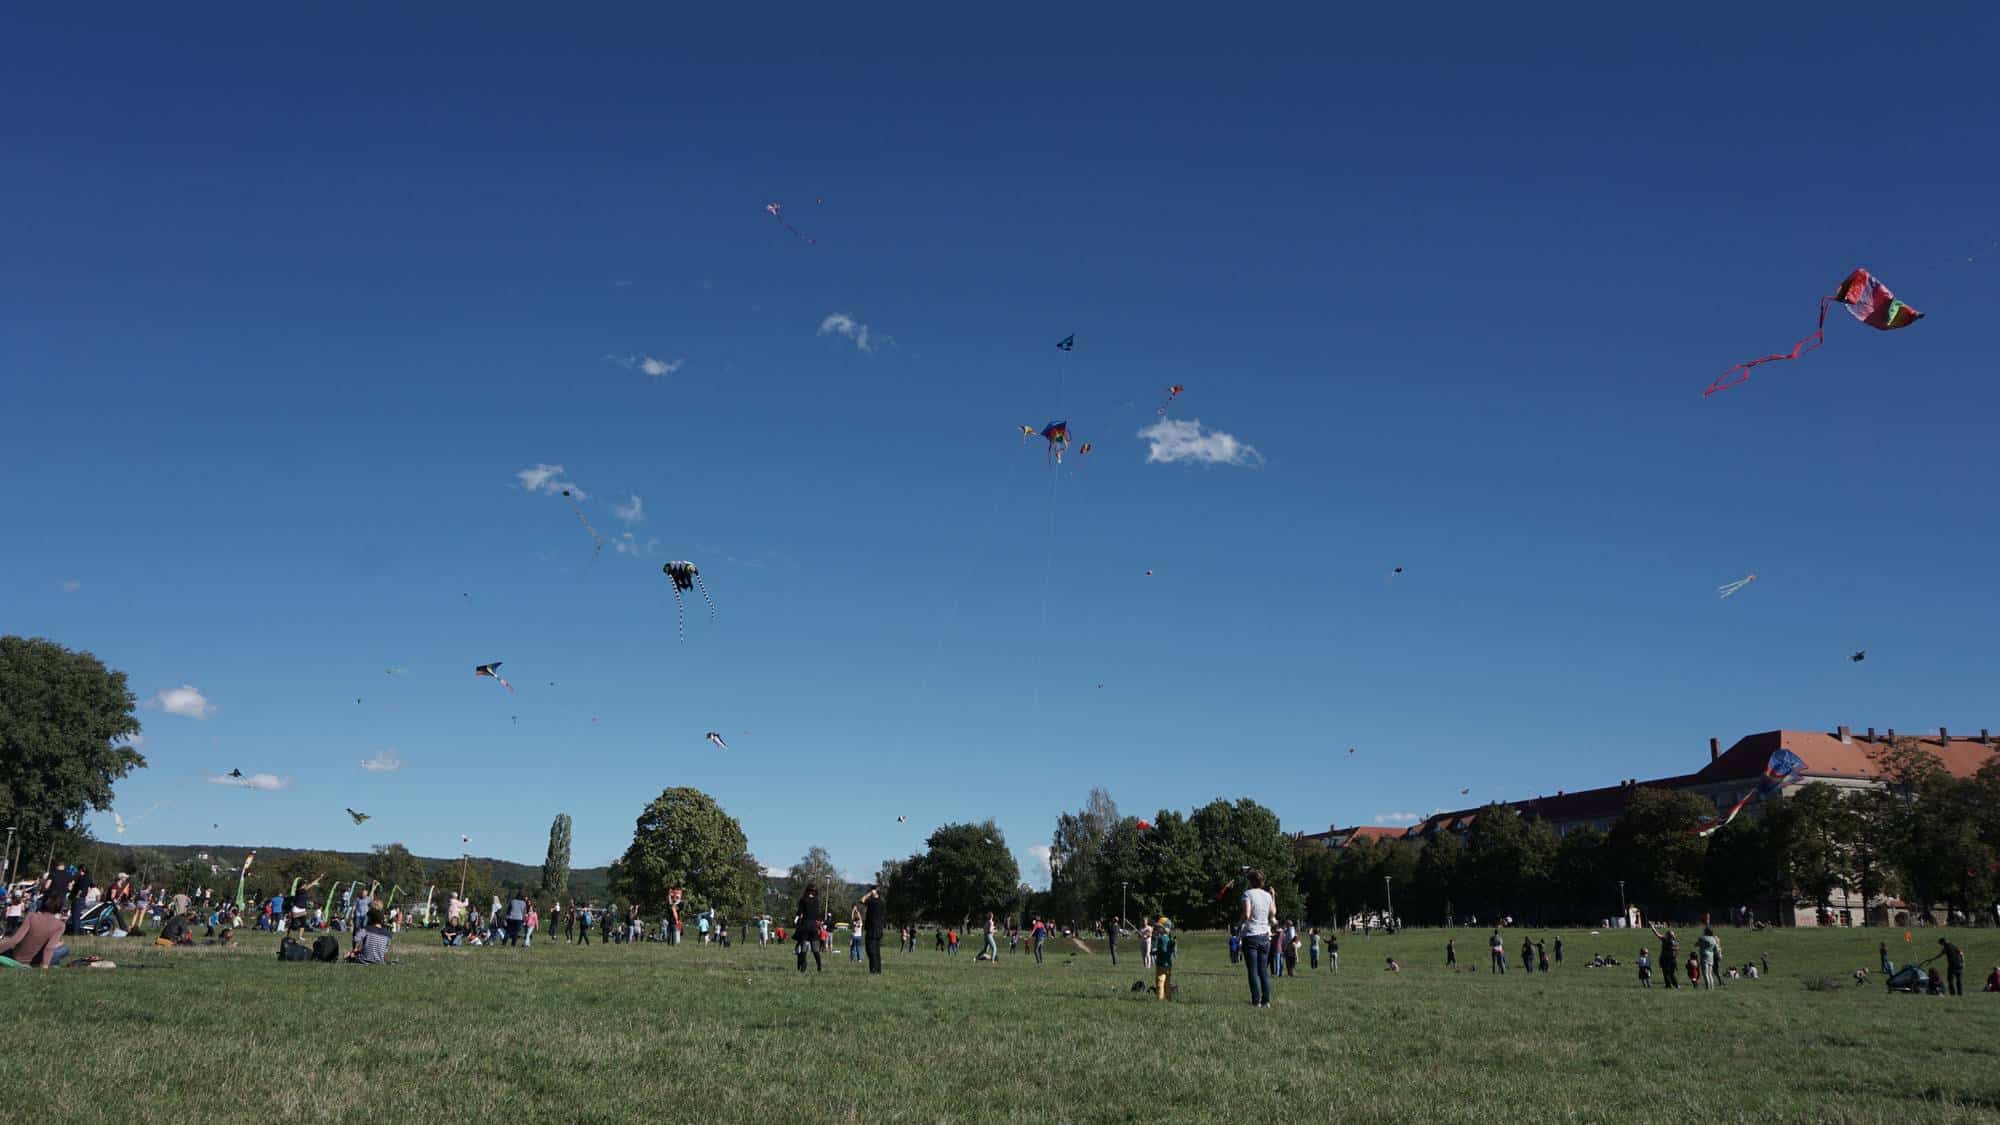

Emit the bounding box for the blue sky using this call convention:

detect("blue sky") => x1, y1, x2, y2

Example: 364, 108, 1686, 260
6, 5, 1997, 885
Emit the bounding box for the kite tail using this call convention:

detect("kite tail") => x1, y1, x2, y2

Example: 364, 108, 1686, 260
674, 589, 686, 643
694, 576, 716, 622
498, 676, 515, 694
1693, 789, 1757, 837
1703, 297, 1834, 396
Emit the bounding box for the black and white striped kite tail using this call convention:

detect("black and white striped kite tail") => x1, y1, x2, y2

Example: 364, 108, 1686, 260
671, 588, 686, 643
694, 575, 716, 623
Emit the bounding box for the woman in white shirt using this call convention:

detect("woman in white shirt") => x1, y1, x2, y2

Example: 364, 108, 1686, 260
1241, 869, 1276, 1008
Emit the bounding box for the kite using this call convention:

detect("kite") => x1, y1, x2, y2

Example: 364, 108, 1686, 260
1704, 268, 1924, 397
1078, 442, 1092, 456
764, 202, 815, 245
474, 663, 515, 693
1460, 788, 1471, 795
1018, 425, 1036, 443
228, 769, 243, 779
1156, 385, 1184, 416
346, 808, 370, 825
1055, 334, 1075, 352
1851, 650, 1867, 663
112, 812, 126, 835
662, 561, 715, 641
1038, 420, 1070, 465
560, 489, 606, 560
1136, 819, 1153, 831
1213, 879, 1236, 903
896, 815, 907, 823
1717, 574, 1757, 600
706, 731, 728, 750
1693, 748, 1806, 837
384, 667, 404, 677
1387, 566, 1404, 582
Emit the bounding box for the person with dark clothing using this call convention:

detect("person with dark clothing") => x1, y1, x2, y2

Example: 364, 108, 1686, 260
505, 893, 527, 946
66, 867, 95, 935
794, 887, 823, 973
1446, 937, 1456, 968
1650, 925, 1681, 989
1927, 938, 1966, 996
598, 908, 612, 944
861, 886, 885, 974
1536, 940, 1549, 973
1520, 936, 1535, 975
1106, 918, 1119, 967
1553, 936, 1563, 966
1489, 929, 1506, 974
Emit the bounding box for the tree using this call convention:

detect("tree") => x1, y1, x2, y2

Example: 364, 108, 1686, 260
608, 787, 754, 916
784, 846, 850, 922
1605, 787, 1712, 918
1462, 805, 1557, 920
1764, 783, 1855, 917
1413, 831, 1468, 924
1188, 798, 1298, 922
261, 849, 364, 900
1047, 787, 1119, 924
1701, 815, 1781, 919
365, 843, 429, 898
1552, 826, 1608, 922
541, 813, 572, 899
908, 821, 1019, 925
0, 636, 146, 862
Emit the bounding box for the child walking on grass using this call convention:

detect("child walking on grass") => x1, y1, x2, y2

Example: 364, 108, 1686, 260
1637, 947, 1652, 988
1151, 917, 1177, 1000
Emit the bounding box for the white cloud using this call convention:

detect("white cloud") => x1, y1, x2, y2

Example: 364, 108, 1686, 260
148, 684, 214, 720
118, 733, 145, 749
515, 463, 584, 499
817, 312, 880, 353
1372, 811, 1420, 826
613, 494, 645, 525
60, 579, 81, 593
1026, 844, 1054, 887
360, 748, 404, 772
762, 865, 788, 877
1138, 417, 1263, 467
208, 772, 289, 792
604, 353, 684, 377
611, 532, 658, 557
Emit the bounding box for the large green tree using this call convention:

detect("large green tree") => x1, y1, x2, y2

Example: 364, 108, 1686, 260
0, 636, 146, 864
541, 813, 572, 899
608, 787, 755, 915
365, 843, 429, 898
1605, 787, 1711, 918
898, 821, 1019, 925
1552, 825, 1609, 922
1047, 787, 1120, 924
1764, 782, 1855, 915
1188, 798, 1298, 922
1413, 831, 1468, 924
1461, 805, 1558, 919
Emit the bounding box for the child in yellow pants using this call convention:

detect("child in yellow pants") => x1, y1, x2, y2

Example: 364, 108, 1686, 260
1150, 917, 1177, 1000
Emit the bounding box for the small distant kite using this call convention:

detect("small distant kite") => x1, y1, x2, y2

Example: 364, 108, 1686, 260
1018, 425, 1036, 443
1144, 570, 1153, 576
705, 731, 729, 750
560, 489, 606, 561
1704, 268, 1924, 397
384, 667, 405, 677
765, 202, 815, 245
1077, 442, 1092, 456
1055, 334, 1075, 352
1717, 574, 1757, 600
1213, 879, 1236, 903
1136, 819, 1153, 831
896, 815, 907, 823
228, 769, 243, 779
1037, 420, 1070, 465
1460, 788, 1471, 795
1387, 566, 1404, 582
1850, 650, 1867, 663
475, 663, 515, 693
1156, 385, 1183, 416
112, 812, 126, 835
346, 808, 370, 825
663, 562, 715, 641
1347, 747, 1356, 755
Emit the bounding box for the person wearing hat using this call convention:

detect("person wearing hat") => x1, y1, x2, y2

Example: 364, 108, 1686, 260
1149, 917, 1177, 1000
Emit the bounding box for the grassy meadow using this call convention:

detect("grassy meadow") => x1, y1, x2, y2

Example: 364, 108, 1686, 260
2, 925, 1997, 1122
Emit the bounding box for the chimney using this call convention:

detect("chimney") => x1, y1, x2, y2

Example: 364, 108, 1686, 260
1709, 738, 1720, 762
1867, 727, 1876, 741
1837, 725, 1851, 744
1981, 729, 1991, 746
1940, 726, 1950, 744
1887, 728, 1896, 739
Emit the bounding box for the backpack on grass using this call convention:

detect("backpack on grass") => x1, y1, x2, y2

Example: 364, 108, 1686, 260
312, 935, 341, 963
277, 938, 311, 962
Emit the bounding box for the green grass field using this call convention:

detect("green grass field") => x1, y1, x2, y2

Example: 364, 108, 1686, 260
3, 926, 1997, 1122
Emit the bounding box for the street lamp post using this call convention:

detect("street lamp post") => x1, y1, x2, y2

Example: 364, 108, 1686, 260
1618, 880, 1627, 926
1384, 876, 1395, 930
1120, 881, 1128, 926
2, 826, 14, 882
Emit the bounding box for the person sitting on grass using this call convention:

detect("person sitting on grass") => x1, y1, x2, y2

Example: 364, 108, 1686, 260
202, 927, 237, 947
348, 907, 392, 964
154, 911, 194, 947
1982, 965, 1999, 993
1384, 957, 1401, 972
0, 897, 68, 968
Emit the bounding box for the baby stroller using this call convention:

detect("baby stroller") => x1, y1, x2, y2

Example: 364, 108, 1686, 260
75, 900, 124, 936
1885, 964, 1929, 993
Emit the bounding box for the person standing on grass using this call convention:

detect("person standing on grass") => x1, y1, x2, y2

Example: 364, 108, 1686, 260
1536, 939, 1549, 973
794, 887, 824, 973
850, 904, 865, 962
1106, 917, 1119, 967
1553, 935, 1563, 967
1446, 937, 1456, 969
505, 891, 527, 946
1227, 926, 1239, 965
1880, 942, 1894, 976
1031, 918, 1045, 964
1637, 948, 1652, 988
1649, 925, 1680, 989
1489, 928, 1506, 974
947, 926, 959, 957
1924, 938, 1966, 996
1310, 928, 1322, 970
524, 903, 538, 948
978, 913, 999, 962
1241, 868, 1276, 1009
1696, 927, 1722, 991
1283, 921, 1300, 977
1520, 936, 1534, 975
599, 907, 612, 945
1150, 918, 1177, 1000
861, 886, 885, 974
576, 904, 592, 945
1328, 930, 1339, 972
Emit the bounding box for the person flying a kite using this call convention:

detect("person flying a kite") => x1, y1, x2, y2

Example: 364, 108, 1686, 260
1704, 268, 1924, 396
474, 663, 514, 693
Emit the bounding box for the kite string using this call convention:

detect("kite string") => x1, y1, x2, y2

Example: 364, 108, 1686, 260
1702, 296, 1834, 396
